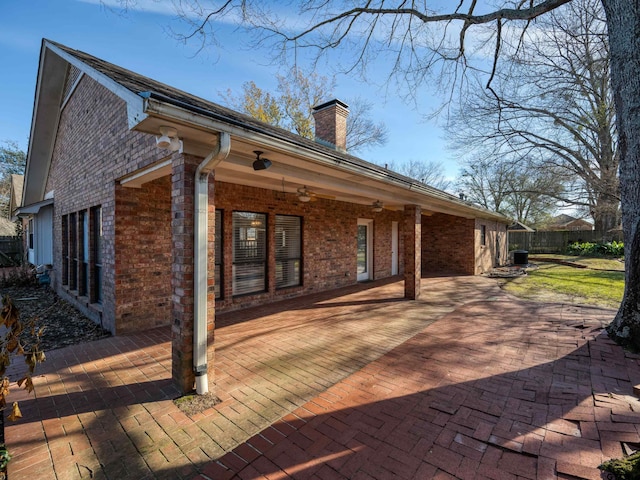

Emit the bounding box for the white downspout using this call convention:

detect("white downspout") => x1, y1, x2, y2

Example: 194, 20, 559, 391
194, 131, 231, 394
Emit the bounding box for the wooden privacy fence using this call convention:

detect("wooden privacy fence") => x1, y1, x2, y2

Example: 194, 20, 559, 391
0, 236, 22, 266
509, 230, 624, 254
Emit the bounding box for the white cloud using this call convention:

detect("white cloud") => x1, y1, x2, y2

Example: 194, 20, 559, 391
76, 0, 180, 16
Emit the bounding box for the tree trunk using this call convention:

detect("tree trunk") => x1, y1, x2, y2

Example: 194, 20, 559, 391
593, 197, 620, 237
602, 0, 640, 350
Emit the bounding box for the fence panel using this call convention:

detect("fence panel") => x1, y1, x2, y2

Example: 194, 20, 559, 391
0, 236, 22, 266
508, 230, 623, 254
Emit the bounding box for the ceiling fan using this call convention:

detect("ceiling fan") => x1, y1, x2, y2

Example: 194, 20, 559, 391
296, 186, 335, 203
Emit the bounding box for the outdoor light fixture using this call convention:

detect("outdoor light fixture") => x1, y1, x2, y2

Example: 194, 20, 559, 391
155, 126, 182, 152
253, 151, 272, 171
371, 200, 383, 213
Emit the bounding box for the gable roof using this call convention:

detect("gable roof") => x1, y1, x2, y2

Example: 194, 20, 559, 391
24, 39, 509, 223
508, 221, 534, 232
548, 214, 593, 228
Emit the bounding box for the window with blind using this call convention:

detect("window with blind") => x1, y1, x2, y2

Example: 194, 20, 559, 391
275, 215, 301, 289
215, 209, 223, 299
232, 211, 267, 296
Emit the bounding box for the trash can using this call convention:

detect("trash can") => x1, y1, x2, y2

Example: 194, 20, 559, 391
513, 250, 529, 266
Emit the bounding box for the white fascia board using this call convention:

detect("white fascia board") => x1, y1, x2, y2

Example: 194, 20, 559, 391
44, 41, 147, 129
119, 159, 172, 188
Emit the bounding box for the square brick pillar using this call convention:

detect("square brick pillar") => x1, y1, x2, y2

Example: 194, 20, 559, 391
404, 205, 422, 300
171, 152, 216, 394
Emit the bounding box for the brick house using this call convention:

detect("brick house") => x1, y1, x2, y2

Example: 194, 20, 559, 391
19, 40, 509, 393
540, 214, 594, 232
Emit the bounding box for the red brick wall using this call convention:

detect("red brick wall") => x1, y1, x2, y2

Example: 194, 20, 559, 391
213, 182, 404, 312
421, 213, 475, 275
114, 177, 172, 332
45, 74, 173, 332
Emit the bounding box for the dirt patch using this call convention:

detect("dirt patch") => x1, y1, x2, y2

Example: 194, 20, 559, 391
173, 392, 222, 416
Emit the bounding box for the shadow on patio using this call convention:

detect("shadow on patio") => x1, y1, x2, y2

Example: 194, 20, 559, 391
6, 276, 634, 480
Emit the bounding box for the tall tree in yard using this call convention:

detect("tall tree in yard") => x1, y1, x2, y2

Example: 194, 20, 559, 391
117, 0, 640, 347
448, 0, 618, 232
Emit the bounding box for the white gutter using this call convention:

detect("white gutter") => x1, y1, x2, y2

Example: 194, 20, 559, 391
193, 131, 231, 395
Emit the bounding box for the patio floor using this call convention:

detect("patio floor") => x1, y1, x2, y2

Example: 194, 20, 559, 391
6, 275, 639, 480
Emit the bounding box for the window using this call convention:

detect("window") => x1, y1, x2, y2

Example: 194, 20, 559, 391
214, 209, 223, 299
69, 212, 77, 290
80, 210, 89, 296
232, 211, 267, 296
275, 215, 301, 288
28, 218, 34, 250
61, 215, 69, 286
63, 206, 102, 304
92, 206, 103, 304
480, 225, 487, 246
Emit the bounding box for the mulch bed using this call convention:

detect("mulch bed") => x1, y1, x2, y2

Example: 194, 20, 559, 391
0, 284, 111, 352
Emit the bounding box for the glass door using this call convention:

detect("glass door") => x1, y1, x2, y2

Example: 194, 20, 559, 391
357, 219, 373, 281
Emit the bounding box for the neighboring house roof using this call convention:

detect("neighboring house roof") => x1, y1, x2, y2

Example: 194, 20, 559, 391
542, 214, 594, 231
508, 221, 534, 232
9, 174, 24, 221
24, 39, 509, 223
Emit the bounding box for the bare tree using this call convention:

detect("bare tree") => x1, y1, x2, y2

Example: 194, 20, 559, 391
457, 155, 563, 225
386, 159, 451, 191
221, 67, 387, 153
113, 0, 640, 350
0, 141, 26, 219
449, 0, 618, 232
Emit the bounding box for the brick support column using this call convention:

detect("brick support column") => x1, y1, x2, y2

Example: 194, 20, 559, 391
404, 205, 421, 300
171, 152, 199, 393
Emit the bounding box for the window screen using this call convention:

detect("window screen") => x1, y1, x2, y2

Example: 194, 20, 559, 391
275, 215, 301, 288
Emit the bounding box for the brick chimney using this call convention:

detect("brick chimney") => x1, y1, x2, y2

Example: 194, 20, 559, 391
312, 99, 349, 152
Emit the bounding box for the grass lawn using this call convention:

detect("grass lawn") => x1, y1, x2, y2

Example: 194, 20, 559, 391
502, 260, 624, 308
529, 254, 625, 271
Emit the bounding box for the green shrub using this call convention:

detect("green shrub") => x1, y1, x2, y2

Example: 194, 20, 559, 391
566, 241, 624, 257
600, 451, 640, 479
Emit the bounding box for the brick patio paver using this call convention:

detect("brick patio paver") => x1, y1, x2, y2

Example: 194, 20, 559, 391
5, 276, 638, 480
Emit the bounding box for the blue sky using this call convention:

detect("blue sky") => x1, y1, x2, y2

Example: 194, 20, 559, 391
0, 0, 460, 179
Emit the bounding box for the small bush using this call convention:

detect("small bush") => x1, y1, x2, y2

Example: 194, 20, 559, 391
566, 241, 624, 257
600, 451, 640, 479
